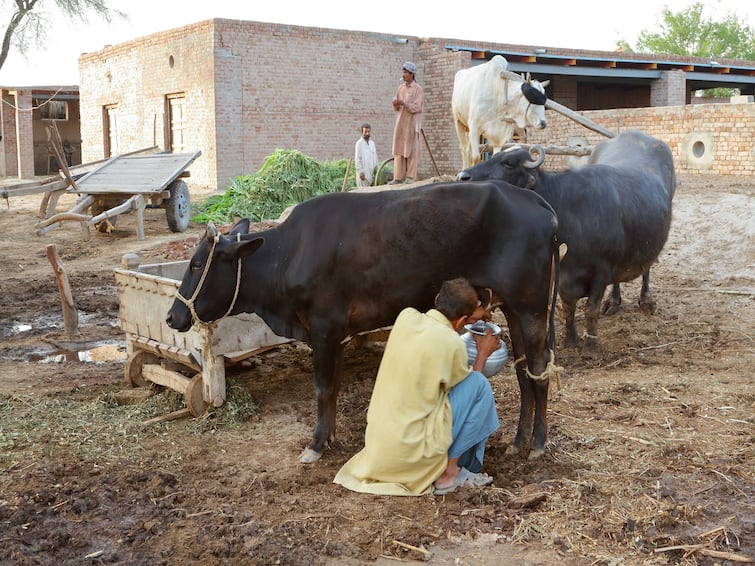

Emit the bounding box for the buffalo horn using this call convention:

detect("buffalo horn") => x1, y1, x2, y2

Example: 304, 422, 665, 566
524, 145, 546, 168
206, 222, 219, 239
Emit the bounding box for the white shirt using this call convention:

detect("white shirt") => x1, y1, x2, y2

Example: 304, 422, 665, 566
355, 137, 379, 187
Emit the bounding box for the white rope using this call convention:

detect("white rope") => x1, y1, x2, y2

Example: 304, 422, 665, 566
512, 349, 563, 390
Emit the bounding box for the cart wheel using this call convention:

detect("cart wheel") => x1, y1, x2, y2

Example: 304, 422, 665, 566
92, 201, 118, 233
125, 349, 159, 387
185, 374, 208, 417
165, 180, 191, 233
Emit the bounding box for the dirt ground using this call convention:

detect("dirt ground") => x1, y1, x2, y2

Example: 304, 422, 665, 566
0, 174, 753, 565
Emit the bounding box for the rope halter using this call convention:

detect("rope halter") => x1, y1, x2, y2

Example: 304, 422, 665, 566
175, 231, 243, 328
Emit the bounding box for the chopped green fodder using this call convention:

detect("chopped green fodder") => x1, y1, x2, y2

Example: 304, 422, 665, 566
0, 383, 258, 466
193, 149, 351, 224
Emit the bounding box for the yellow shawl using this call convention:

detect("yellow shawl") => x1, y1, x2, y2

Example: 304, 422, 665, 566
334, 308, 471, 495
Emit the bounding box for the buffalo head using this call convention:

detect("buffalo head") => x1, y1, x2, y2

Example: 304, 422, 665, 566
166, 219, 263, 331
456, 145, 545, 189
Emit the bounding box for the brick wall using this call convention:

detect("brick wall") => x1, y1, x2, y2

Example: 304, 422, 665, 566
522, 102, 755, 175
79, 21, 218, 184
78, 21, 755, 189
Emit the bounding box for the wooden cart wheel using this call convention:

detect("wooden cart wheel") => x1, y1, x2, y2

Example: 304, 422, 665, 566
124, 349, 159, 387
185, 374, 208, 417
165, 179, 191, 233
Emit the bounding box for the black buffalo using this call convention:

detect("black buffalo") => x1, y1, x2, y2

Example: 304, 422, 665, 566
457, 130, 676, 351
166, 181, 562, 461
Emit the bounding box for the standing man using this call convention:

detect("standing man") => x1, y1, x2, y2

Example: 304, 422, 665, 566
354, 123, 379, 187
334, 278, 501, 496
389, 62, 424, 184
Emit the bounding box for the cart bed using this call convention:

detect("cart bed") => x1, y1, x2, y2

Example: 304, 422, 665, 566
71, 151, 201, 195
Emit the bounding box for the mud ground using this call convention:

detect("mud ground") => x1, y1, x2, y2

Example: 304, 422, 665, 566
0, 174, 753, 565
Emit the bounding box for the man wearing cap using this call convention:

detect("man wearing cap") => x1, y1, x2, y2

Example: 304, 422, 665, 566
389, 62, 424, 184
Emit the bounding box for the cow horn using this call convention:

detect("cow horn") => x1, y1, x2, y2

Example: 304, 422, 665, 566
206, 222, 219, 239
524, 145, 546, 169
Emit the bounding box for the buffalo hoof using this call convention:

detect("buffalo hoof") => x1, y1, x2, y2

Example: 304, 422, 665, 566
581, 335, 601, 358
563, 331, 580, 349
505, 443, 523, 457
602, 299, 623, 316
527, 447, 545, 461
638, 298, 656, 315
298, 447, 323, 463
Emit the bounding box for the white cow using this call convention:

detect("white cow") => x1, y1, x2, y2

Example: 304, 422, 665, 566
452, 55, 550, 168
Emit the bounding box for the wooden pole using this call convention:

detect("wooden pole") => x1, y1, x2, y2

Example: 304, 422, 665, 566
45, 244, 79, 334
420, 128, 441, 176
490, 143, 594, 157
341, 158, 352, 191
544, 99, 616, 138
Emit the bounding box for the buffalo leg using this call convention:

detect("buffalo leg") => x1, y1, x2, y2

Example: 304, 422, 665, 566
561, 295, 580, 348
529, 378, 550, 459
509, 367, 535, 455
582, 287, 606, 356
504, 316, 533, 455
638, 271, 656, 314
602, 283, 623, 315
506, 312, 550, 458
300, 335, 344, 463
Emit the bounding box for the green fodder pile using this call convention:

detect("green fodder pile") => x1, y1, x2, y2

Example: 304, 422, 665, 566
193, 149, 351, 224
0, 382, 258, 466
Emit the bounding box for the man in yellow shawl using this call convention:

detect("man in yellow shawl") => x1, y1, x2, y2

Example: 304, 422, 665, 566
334, 278, 501, 496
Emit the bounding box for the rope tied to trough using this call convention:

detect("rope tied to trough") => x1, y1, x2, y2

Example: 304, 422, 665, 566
513, 349, 563, 390
175, 232, 243, 328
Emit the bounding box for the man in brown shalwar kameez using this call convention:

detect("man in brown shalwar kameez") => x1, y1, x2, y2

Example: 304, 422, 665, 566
389, 62, 424, 184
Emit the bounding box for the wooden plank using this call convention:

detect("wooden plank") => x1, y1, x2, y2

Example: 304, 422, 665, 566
0, 177, 67, 198
142, 363, 190, 394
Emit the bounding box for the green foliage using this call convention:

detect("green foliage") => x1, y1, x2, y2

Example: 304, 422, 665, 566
1, 0, 125, 70
617, 2, 754, 98
193, 149, 352, 224
633, 2, 755, 60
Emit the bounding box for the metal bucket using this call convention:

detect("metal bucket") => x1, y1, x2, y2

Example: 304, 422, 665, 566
461, 322, 508, 378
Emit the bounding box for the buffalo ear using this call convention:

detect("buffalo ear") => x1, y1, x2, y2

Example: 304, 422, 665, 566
229, 218, 251, 236
236, 236, 265, 258
541, 80, 550, 88
218, 236, 264, 261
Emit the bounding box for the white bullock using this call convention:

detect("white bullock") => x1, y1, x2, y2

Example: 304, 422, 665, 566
452, 55, 550, 168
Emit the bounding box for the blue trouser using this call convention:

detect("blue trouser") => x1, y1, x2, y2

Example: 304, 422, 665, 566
447, 371, 500, 472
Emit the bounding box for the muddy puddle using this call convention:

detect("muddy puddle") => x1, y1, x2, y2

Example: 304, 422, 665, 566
1, 313, 125, 364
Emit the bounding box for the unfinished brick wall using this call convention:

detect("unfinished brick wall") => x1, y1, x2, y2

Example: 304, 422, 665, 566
523, 102, 755, 175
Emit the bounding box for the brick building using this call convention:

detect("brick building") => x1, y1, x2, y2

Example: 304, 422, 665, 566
0, 86, 81, 178
4, 18, 754, 185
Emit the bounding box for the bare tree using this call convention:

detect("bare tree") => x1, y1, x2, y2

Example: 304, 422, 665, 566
1, 0, 124, 71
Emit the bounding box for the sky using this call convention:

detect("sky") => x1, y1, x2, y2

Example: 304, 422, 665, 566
1, 0, 754, 86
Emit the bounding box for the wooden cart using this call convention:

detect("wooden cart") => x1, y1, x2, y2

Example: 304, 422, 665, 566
36, 150, 201, 241
114, 259, 292, 416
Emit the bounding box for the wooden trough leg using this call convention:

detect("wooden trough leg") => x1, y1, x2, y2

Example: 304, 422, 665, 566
202, 350, 227, 408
